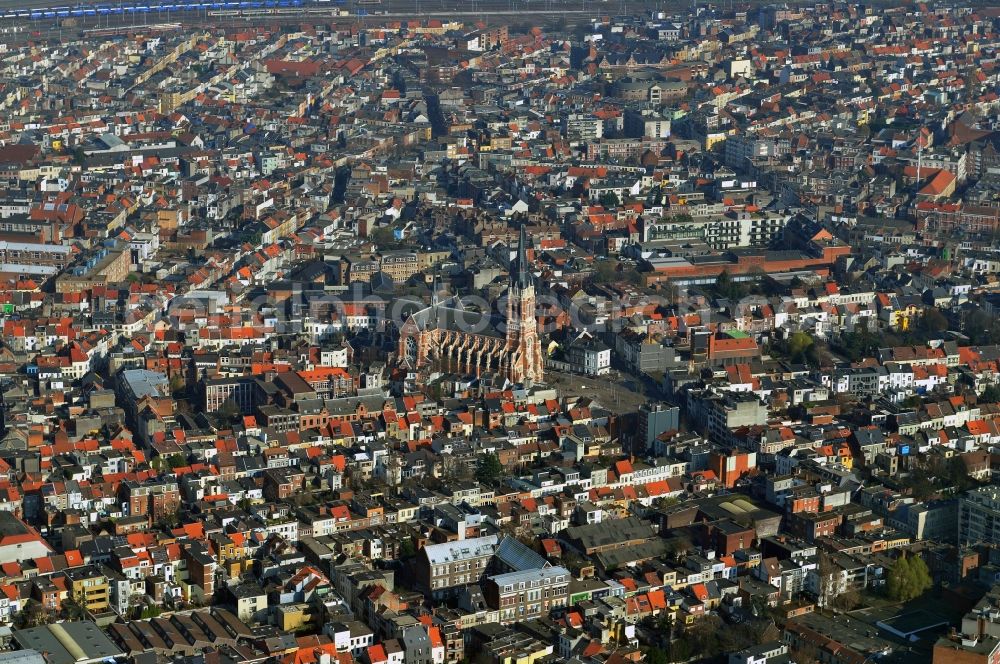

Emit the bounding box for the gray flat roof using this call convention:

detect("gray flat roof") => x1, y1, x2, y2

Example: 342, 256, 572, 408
0, 651, 46, 664
13, 622, 122, 664
121, 369, 169, 400
0, 511, 30, 538
0, 241, 70, 254
0, 264, 60, 276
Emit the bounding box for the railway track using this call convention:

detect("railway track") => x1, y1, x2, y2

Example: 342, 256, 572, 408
206, 5, 591, 15
0, 0, 639, 23
1, 0, 617, 39
0, 0, 339, 21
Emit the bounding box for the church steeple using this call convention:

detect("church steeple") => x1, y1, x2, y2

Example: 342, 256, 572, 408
505, 222, 543, 385
515, 224, 531, 291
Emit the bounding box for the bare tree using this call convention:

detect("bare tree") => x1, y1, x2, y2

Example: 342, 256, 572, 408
816, 550, 840, 609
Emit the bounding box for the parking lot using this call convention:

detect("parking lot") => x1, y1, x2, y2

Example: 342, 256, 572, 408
544, 368, 655, 412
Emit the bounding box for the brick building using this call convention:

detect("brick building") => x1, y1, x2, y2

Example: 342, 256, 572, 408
415, 536, 498, 599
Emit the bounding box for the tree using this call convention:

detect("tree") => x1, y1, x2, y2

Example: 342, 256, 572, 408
665, 533, 693, 562
625, 267, 645, 287
155, 512, 180, 530
940, 454, 977, 493
666, 615, 751, 661
475, 453, 503, 485
832, 588, 863, 611
645, 646, 668, 664
886, 553, 932, 602
835, 326, 882, 363
126, 591, 148, 619
965, 310, 1000, 346
216, 399, 242, 424
668, 637, 693, 662
920, 307, 949, 334
598, 192, 620, 208
789, 637, 822, 664
438, 454, 470, 483
60, 590, 88, 621
370, 225, 398, 247
655, 496, 680, 510
714, 269, 754, 300
591, 260, 617, 284
290, 491, 317, 507
904, 467, 937, 501
140, 605, 162, 619
166, 454, 187, 470
981, 385, 1000, 403
787, 332, 815, 362
816, 550, 840, 608
169, 373, 186, 396
716, 269, 736, 298
14, 601, 50, 629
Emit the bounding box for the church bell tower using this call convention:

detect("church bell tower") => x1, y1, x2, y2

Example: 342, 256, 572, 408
505, 225, 544, 385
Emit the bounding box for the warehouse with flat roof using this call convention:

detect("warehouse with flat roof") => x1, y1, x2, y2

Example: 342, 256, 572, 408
12, 622, 122, 664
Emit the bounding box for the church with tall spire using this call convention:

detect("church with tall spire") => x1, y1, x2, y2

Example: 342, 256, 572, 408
503, 224, 544, 385
397, 224, 544, 386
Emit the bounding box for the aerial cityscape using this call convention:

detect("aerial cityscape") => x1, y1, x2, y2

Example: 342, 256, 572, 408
2, 1, 1000, 664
